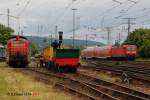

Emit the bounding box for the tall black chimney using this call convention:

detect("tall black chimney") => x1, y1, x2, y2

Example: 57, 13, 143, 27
59, 31, 63, 44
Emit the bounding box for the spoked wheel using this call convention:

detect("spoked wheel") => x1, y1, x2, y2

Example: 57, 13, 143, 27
40, 61, 43, 67
53, 64, 58, 72
57, 67, 64, 73
71, 68, 77, 73
69, 68, 77, 73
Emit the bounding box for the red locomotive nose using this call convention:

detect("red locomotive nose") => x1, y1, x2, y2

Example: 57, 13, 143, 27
16, 35, 20, 41
127, 51, 137, 55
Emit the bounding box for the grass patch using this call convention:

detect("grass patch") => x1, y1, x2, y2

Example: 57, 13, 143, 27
136, 58, 150, 61
0, 62, 8, 68
0, 63, 76, 100
80, 59, 88, 65
96, 71, 121, 82
80, 68, 121, 83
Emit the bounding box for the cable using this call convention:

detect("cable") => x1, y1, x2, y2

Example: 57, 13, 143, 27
54, 2, 74, 25
116, 6, 150, 20
53, 0, 120, 33
111, 0, 140, 22
135, 9, 150, 19
91, 3, 122, 23
50, 0, 78, 31
16, 0, 22, 6
104, 0, 141, 28
17, 0, 31, 17
77, 0, 120, 30
79, 0, 133, 30
136, 19, 150, 25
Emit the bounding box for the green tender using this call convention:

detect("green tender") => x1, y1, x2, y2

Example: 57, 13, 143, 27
55, 49, 80, 58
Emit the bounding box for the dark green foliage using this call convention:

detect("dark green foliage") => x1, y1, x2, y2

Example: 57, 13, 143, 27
30, 42, 39, 56
64, 44, 84, 50
0, 24, 14, 45
140, 39, 150, 58
124, 28, 150, 58
26, 36, 104, 50
43, 38, 47, 43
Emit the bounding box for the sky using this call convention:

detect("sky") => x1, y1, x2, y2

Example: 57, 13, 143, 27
0, 0, 150, 44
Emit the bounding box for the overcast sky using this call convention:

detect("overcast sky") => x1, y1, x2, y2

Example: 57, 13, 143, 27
0, 0, 150, 44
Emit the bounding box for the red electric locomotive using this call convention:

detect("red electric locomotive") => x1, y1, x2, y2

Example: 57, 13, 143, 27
7, 35, 29, 67
81, 44, 137, 60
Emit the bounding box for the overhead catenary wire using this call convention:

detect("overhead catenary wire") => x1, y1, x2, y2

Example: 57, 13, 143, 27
5, 0, 149, 41
102, 0, 141, 28
54, 0, 119, 32
75, 0, 123, 30
89, 3, 122, 25
17, 0, 31, 17
47, 0, 79, 35
111, 0, 147, 20
16, 0, 22, 6
104, 0, 143, 43
51, 0, 78, 27
88, 0, 141, 30
15, 0, 31, 34
97, 0, 144, 40
78, 0, 135, 30
113, 7, 150, 20
136, 19, 150, 25
74, 0, 146, 43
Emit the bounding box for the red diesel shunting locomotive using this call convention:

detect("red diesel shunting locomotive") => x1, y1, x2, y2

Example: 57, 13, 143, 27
81, 44, 137, 60
7, 35, 29, 67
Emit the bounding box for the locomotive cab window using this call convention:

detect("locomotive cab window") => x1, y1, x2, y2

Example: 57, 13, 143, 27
127, 47, 137, 51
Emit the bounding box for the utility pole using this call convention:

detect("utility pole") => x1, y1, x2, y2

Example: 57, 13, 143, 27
40, 25, 43, 34
21, 30, 23, 36
118, 33, 121, 43
123, 18, 136, 36
72, 8, 77, 48
50, 34, 53, 44
101, 16, 105, 29
55, 26, 58, 40
85, 34, 88, 48
7, 8, 10, 27
106, 27, 111, 45
17, 17, 20, 34
37, 24, 39, 34
77, 17, 80, 30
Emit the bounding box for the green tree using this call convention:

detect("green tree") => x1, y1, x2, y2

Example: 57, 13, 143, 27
43, 38, 47, 43
124, 28, 150, 58
0, 24, 14, 45
30, 42, 39, 56
140, 39, 150, 58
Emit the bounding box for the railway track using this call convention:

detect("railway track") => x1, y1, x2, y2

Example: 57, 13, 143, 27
65, 73, 150, 100
14, 67, 150, 100
93, 60, 150, 75
92, 60, 150, 70
85, 60, 150, 83
127, 60, 150, 66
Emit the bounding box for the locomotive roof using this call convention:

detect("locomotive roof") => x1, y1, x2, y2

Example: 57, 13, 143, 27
8, 35, 28, 40
122, 42, 135, 45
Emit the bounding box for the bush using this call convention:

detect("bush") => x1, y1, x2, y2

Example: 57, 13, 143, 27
140, 39, 150, 58
0, 24, 14, 45
124, 28, 150, 58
